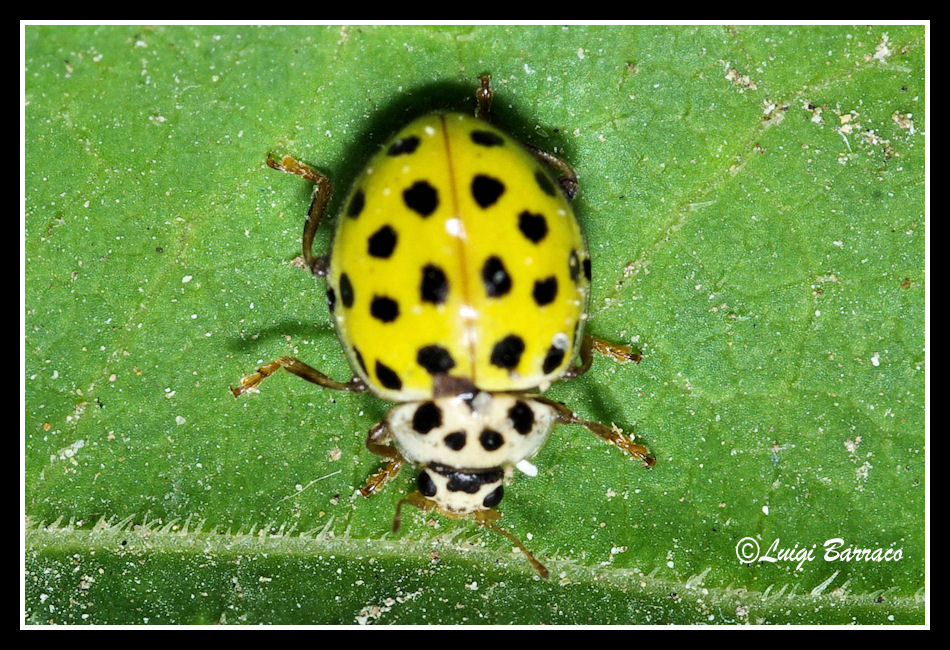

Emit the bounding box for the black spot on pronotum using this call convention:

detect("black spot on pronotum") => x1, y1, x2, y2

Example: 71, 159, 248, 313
387, 135, 420, 156
490, 335, 525, 369
583, 257, 592, 282
326, 286, 336, 312
339, 273, 354, 308
370, 296, 399, 323
375, 360, 402, 390
470, 130, 504, 147
518, 211, 548, 243
347, 189, 365, 218
403, 180, 439, 217
508, 401, 535, 435
482, 256, 512, 297
479, 429, 504, 451
532, 276, 558, 306
439, 468, 503, 494
472, 174, 505, 208
412, 402, 442, 434
420, 264, 449, 304
543, 344, 566, 374
417, 345, 456, 375
367, 225, 397, 258
418, 471, 437, 497
443, 431, 467, 451
482, 485, 504, 508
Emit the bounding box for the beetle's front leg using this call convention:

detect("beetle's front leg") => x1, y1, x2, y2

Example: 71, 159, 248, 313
360, 420, 407, 497
535, 396, 655, 468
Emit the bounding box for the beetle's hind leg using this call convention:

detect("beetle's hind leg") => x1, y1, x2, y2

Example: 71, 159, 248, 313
474, 75, 577, 200
265, 153, 332, 277
475, 74, 493, 121
523, 143, 579, 200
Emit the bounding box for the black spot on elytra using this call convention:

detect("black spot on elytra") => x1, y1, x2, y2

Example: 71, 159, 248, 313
375, 360, 402, 390
412, 402, 442, 434
370, 296, 399, 323
482, 256, 511, 297
518, 211, 548, 243
543, 344, 566, 374
471, 130, 504, 147
472, 175, 505, 208
568, 250, 581, 282
490, 335, 525, 369
508, 401, 534, 435
583, 257, 592, 282
417, 345, 456, 375
533, 276, 558, 306
403, 180, 439, 217
388, 136, 420, 156
367, 225, 397, 258
339, 273, 354, 308
421, 264, 448, 304
352, 347, 368, 375
326, 286, 336, 312
346, 189, 365, 218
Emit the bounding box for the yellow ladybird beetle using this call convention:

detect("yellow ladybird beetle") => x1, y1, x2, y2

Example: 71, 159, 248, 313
232, 76, 654, 578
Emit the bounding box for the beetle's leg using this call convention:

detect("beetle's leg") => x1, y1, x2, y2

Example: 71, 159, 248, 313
230, 356, 366, 397
474, 510, 549, 579
534, 396, 655, 468
393, 493, 550, 578
590, 336, 642, 364
523, 144, 579, 200
562, 334, 595, 380
562, 334, 641, 380
392, 491, 435, 532
266, 153, 332, 277
360, 421, 407, 497
474, 75, 577, 199
475, 74, 493, 121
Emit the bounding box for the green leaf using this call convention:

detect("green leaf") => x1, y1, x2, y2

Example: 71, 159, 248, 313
25, 25, 925, 625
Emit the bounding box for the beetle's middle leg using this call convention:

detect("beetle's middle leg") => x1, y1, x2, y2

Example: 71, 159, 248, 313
562, 334, 642, 381
230, 356, 366, 397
